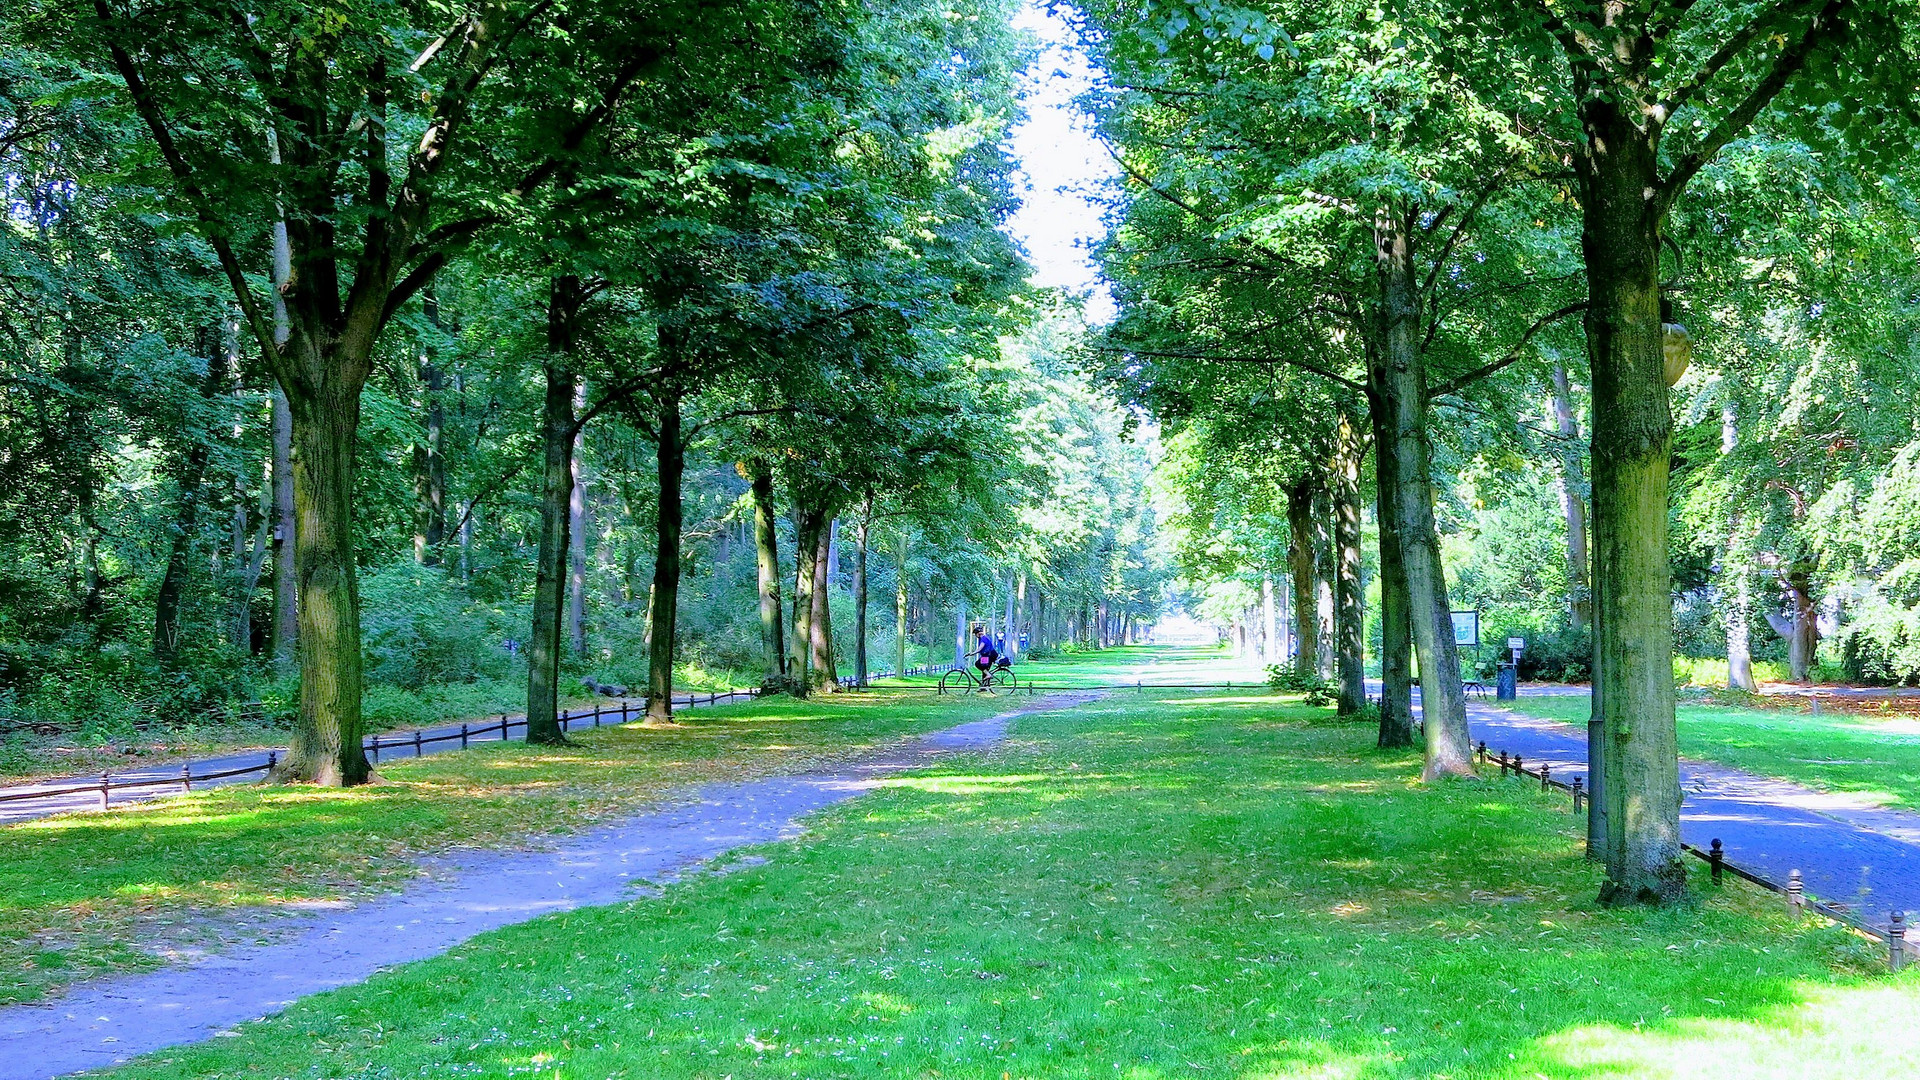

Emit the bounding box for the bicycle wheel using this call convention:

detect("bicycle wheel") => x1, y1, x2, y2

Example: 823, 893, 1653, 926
939, 668, 970, 695
988, 668, 1018, 696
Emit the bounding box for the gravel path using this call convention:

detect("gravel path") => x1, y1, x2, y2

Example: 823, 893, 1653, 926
0, 692, 1098, 1080
1461, 689, 1920, 927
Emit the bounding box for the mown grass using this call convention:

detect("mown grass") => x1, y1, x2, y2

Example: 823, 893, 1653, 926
1506, 694, 1920, 811
0, 692, 1013, 1006
96, 690, 1911, 1080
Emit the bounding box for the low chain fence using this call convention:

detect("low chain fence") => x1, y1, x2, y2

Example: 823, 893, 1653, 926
1474, 740, 1914, 972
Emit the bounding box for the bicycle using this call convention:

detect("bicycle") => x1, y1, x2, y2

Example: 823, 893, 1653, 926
939, 659, 1019, 696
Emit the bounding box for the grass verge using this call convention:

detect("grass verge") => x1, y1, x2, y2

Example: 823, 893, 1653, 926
1506, 694, 1920, 811
95, 690, 1904, 1080
0, 691, 1012, 1007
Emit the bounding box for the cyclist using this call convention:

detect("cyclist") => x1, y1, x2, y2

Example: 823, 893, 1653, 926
972, 625, 1003, 681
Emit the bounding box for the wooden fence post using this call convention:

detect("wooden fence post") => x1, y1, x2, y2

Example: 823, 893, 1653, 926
98, 771, 110, 812
461, 723, 469, 749
1890, 911, 1909, 972
181, 764, 192, 795
1787, 869, 1806, 919
1709, 838, 1723, 885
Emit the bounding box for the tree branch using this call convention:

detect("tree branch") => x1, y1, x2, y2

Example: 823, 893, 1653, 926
1658, 0, 1846, 211
1655, 0, 1822, 128
1426, 303, 1586, 398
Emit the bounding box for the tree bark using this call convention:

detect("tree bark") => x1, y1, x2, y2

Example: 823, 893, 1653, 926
1369, 391, 1417, 748
747, 460, 788, 690
1311, 485, 1337, 680
895, 533, 910, 676
809, 520, 836, 691
1579, 102, 1684, 904
1370, 206, 1471, 779
854, 501, 870, 687
1783, 562, 1819, 682
1331, 414, 1367, 715
1285, 476, 1321, 677
566, 380, 589, 657
1551, 363, 1591, 629
791, 505, 824, 693
644, 383, 685, 725
267, 135, 298, 675
526, 277, 585, 745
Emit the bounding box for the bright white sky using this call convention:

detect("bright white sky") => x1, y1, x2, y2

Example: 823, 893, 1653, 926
1002, 1, 1117, 323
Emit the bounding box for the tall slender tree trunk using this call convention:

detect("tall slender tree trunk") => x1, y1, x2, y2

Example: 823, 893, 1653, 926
1369, 392, 1416, 748
1261, 572, 1277, 665
1285, 477, 1321, 677
566, 381, 589, 657
1579, 105, 1683, 904
267, 136, 298, 675
791, 506, 823, 693
955, 601, 968, 667
526, 278, 585, 745
747, 460, 788, 690
644, 384, 685, 725
1331, 415, 1366, 715
854, 501, 870, 687
1721, 400, 1755, 692
1551, 363, 1591, 629
1370, 205, 1472, 780
1311, 485, 1337, 680
810, 521, 835, 691
154, 322, 227, 665
895, 533, 910, 676
413, 289, 448, 565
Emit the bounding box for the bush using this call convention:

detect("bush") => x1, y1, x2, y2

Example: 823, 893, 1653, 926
359, 562, 522, 689
1473, 623, 1592, 682
1266, 665, 1337, 706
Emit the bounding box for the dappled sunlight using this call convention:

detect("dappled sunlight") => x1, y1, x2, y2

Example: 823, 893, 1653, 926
881, 773, 1055, 795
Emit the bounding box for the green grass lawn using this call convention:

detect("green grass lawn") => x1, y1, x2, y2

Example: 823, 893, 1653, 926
1, 692, 1014, 1007
95, 689, 1911, 1080
1504, 694, 1920, 810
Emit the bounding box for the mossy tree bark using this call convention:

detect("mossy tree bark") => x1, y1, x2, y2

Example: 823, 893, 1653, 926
1367, 381, 1417, 748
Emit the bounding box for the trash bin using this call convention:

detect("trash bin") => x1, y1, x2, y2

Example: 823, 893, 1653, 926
1496, 662, 1517, 701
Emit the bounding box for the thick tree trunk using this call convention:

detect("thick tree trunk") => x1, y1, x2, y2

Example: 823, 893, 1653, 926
1580, 106, 1684, 904
747, 461, 788, 690
154, 323, 227, 665
280, 373, 371, 786
810, 521, 835, 691
1783, 563, 1819, 682
1285, 477, 1321, 676
1331, 415, 1367, 715
1370, 206, 1472, 779
566, 381, 589, 657
644, 386, 685, 725
1551, 363, 1591, 629
854, 503, 870, 687
1369, 393, 1416, 748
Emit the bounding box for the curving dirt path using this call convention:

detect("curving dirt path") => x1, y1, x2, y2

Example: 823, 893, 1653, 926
0, 692, 1100, 1080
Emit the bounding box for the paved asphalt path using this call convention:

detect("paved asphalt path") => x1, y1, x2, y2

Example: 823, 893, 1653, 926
0, 692, 1099, 1080
1447, 685, 1920, 929
0, 694, 733, 825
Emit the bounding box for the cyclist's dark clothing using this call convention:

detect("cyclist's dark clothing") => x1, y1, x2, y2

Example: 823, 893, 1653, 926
974, 633, 999, 671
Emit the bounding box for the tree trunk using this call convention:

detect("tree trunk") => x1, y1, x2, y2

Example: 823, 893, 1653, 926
413, 289, 448, 566
1285, 476, 1321, 677
1331, 414, 1367, 715
1784, 563, 1818, 682
1311, 485, 1337, 680
809, 521, 835, 691
566, 381, 589, 657
955, 601, 968, 667
526, 278, 585, 745
267, 141, 298, 675
895, 533, 910, 676
747, 460, 788, 690
1720, 401, 1755, 692
1551, 363, 1591, 629
791, 506, 824, 692
280, 373, 371, 786
854, 501, 870, 687
1579, 103, 1684, 905
1370, 393, 1417, 748
1261, 572, 1276, 666
644, 384, 685, 725
154, 322, 227, 665
1370, 206, 1472, 780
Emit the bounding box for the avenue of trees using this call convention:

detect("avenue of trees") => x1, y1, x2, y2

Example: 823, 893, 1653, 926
0, 0, 1169, 781
1088, 0, 1920, 905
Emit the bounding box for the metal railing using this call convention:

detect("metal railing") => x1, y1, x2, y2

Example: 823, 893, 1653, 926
0, 690, 762, 814
1475, 739, 1913, 971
